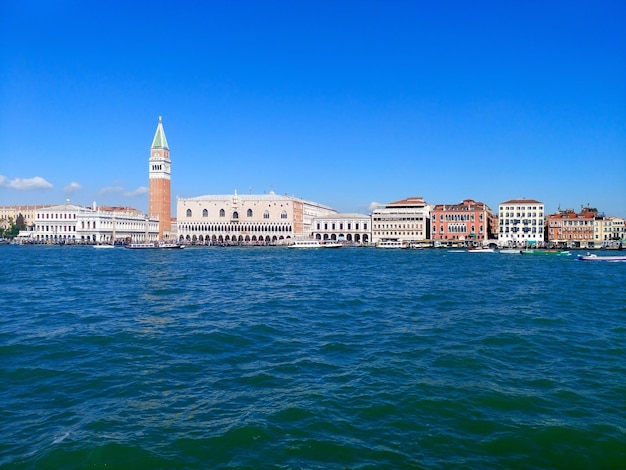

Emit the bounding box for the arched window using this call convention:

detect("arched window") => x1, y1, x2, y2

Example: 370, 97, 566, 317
263, 211, 270, 219
202, 209, 208, 217
233, 211, 239, 219
281, 211, 287, 219
247, 209, 253, 217
219, 209, 225, 217
186, 209, 192, 217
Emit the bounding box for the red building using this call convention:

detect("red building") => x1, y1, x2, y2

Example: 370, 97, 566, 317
546, 208, 597, 248
431, 199, 497, 245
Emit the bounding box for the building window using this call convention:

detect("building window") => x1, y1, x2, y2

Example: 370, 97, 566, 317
202, 209, 208, 217
220, 209, 225, 217
263, 211, 269, 219
233, 211, 239, 219
247, 209, 253, 217
186, 209, 192, 217
281, 211, 287, 219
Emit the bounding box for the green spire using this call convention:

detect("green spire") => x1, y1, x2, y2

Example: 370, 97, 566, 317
151, 116, 169, 150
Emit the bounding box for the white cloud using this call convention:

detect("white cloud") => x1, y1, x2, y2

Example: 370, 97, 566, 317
368, 201, 384, 211
98, 185, 148, 197
124, 186, 148, 197
98, 185, 124, 195
64, 182, 82, 194
0, 175, 53, 190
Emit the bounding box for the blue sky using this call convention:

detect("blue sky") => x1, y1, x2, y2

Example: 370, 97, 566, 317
1, 0, 625, 217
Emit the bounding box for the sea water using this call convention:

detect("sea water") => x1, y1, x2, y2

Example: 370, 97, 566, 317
1, 246, 625, 469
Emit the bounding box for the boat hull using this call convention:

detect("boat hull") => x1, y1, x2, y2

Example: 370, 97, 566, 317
577, 254, 626, 262
520, 250, 570, 256
287, 241, 321, 248
125, 243, 184, 249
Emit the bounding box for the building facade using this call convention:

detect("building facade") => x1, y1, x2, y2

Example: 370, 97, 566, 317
0, 205, 50, 229
498, 199, 545, 247
546, 208, 598, 249
176, 191, 336, 245
311, 213, 371, 244
30, 201, 159, 244
594, 216, 625, 248
371, 196, 431, 245
149, 116, 172, 239
430, 199, 497, 246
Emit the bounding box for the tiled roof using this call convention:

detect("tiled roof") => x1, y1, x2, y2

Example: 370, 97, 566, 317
387, 196, 427, 206
500, 199, 543, 204
180, 193, 336, 211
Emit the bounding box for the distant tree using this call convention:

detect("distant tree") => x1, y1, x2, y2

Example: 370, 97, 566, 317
15, 213, 26, 231
1, 216, 22, 238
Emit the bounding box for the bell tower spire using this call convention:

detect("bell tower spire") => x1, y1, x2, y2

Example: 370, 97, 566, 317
149, 116, 171, 239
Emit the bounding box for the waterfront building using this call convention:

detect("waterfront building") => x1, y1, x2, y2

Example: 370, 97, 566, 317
149, 116, 173, 240
177, 191, 337, 245
430, 199, 497, 246
594, 216, 625, 248
311, 213, 371, 245
0, 205, 50, 229
546, 208, 598, 249
498, 199, 545, 247
30, 200, 159, 244
371, 196, 431, 245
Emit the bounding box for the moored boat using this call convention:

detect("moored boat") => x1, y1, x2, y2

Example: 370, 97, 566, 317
321, 242, 343, 248
93, 243, 115, 249
520, 249, 570, 256
287, 240, 321, 248
376, 240, 405, 249
125, 242, 184, 249
467, 247, 495, 253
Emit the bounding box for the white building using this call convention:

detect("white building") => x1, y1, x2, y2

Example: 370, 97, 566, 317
498, 199, 544, 247
595, 216, 625, 248
311, 213, 371, 245
176, 191, 337, 245
31, 200, 159, 244
371, 196, 431, 245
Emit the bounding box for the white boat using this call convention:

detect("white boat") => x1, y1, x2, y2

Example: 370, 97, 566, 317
93, 243, 115, 249
499, 248, 520, 254
321, 242, 343, 248
408, 242, 430, 249
577, 253, 626, 262
125, 242, 185, 250
158, 242, 185, 249
467, 247, 495, 253
287, 240, 321, 248
376, 240, 404, 249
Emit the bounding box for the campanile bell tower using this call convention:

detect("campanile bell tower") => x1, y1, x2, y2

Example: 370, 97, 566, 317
149, 116, 171, 239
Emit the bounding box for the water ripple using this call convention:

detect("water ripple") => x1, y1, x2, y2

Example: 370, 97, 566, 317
1, 246, 625, 468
